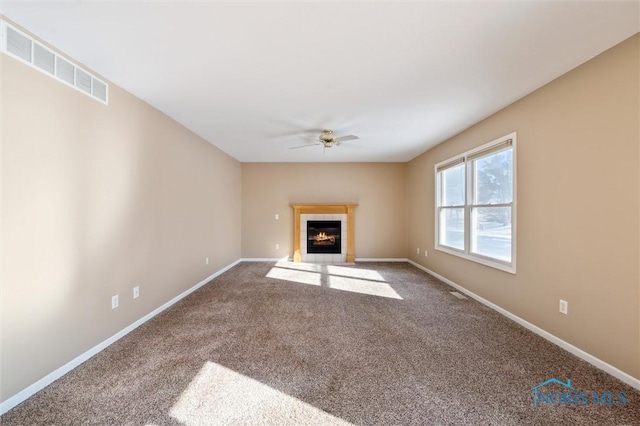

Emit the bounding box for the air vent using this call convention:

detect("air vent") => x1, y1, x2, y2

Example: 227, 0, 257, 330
34, 43, 54, 75
55, 56, 74, 84
449, 291, 468, 300
1, 20, 108, 104
6, 26, 31, 61
92, 79, 107, 102
75, 68, 91, 94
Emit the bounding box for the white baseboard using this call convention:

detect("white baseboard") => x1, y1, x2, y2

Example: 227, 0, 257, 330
355, 258, 410, 262
0, 259, 242, 415
407, 260, 640, 391
242, 257, 411, 263
239, 258, 285, 262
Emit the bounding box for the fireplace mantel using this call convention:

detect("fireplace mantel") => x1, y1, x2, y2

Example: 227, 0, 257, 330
290, 203, 357, 263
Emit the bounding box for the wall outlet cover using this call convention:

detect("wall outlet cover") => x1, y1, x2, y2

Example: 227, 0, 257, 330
559, 299, 568, 315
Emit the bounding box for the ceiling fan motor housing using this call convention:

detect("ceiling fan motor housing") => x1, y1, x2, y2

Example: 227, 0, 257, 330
290, 129, 357, 150
320, 130, 334, 143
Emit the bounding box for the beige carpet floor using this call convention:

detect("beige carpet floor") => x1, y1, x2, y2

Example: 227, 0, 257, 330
2, 261, 639, 425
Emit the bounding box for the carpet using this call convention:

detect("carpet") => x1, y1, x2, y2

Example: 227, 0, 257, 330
2, 261, 639, 425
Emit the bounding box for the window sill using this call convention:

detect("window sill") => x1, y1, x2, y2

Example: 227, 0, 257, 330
435, 245, 516, 274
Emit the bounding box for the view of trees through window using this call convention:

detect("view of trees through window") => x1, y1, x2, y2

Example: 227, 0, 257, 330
439, 164, 464, 250
472, 149, 513, 262
436, 137, 514, 270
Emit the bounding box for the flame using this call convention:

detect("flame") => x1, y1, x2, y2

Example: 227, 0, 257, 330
314, 232, 336, 243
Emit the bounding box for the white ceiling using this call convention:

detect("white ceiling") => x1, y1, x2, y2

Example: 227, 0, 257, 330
2, 1, 639, 162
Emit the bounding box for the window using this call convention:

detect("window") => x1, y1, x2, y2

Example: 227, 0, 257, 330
435, 133, 516, 273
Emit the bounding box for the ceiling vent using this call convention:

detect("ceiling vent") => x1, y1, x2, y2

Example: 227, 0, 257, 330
1, 20, 108, 104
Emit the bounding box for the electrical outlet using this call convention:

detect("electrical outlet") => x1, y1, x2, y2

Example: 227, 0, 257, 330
416, 247, 420, 254
205, 257, 209, 265
275, 243, 280, 250
559, 299, 568, 315
424, 250, 428, 257
275, 214, 279, 220
133, 286, 140, 299
111, 295, 119, 309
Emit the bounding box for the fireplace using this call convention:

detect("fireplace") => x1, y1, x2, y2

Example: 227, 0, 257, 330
290, 204, 356, 263
307, 220, 341, 254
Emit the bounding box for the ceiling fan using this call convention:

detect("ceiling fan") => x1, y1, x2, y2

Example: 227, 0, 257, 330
289, 129, 360, 150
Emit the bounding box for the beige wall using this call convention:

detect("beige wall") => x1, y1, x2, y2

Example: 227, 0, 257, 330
0, 50, 242, 399
408, 34, 640, 379
241, 163, 407, 259
2, 21, 638, 408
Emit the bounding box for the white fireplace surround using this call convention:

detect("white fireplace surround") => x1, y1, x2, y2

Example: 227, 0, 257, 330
300, 214, 347, 263
290, 203, 356, 263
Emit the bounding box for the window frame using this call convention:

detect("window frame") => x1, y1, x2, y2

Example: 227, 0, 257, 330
434, 133, 517, 274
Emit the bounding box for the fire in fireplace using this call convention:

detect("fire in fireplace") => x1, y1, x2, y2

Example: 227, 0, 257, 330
307, 220, 341, 254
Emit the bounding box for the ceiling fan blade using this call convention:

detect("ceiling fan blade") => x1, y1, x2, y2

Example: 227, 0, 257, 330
289, 143, 320, 150
335, 135, 359, 142
299, 135, 320, 142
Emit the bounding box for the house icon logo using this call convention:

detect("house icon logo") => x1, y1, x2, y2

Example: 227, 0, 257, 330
528, 378, 628, 407
529, 378, 573, 407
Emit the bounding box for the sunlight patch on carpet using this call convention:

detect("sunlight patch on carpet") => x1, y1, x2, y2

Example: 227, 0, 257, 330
325, 265, 386, 282
266, 263, 403, 300
170, 362, 353, 425
266, 267, 321, 286
328, 275, 403, 300
274, 259, 324, 272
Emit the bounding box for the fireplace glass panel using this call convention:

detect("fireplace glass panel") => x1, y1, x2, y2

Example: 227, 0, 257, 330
307, 220, 341, 254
